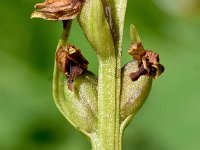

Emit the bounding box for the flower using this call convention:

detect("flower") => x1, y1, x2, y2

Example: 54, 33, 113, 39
129, 42, 165, 81
31, 0, 83, 20
56, 44, 88, 90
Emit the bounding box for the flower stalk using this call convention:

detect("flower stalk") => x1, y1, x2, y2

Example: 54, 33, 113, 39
31, 0, 164, 150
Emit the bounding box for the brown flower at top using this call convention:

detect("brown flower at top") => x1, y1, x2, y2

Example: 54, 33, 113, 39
128, 42, 165, 81
31, 0, 83, 20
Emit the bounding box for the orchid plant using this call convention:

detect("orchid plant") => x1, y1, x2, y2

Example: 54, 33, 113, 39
31, 0, 164, 149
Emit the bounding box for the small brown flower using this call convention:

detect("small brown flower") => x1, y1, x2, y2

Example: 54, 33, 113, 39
56, 44, 88, 90
31, 0, 83, 20
129, 42, 164, 81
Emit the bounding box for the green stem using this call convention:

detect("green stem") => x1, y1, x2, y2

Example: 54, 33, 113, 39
59, 20, 72, 46
77, 0, 127, 148
114, 47, 122, 150
97, 56, 118, 150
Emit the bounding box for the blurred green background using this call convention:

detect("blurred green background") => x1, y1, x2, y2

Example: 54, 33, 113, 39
0, 0, 200, 150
